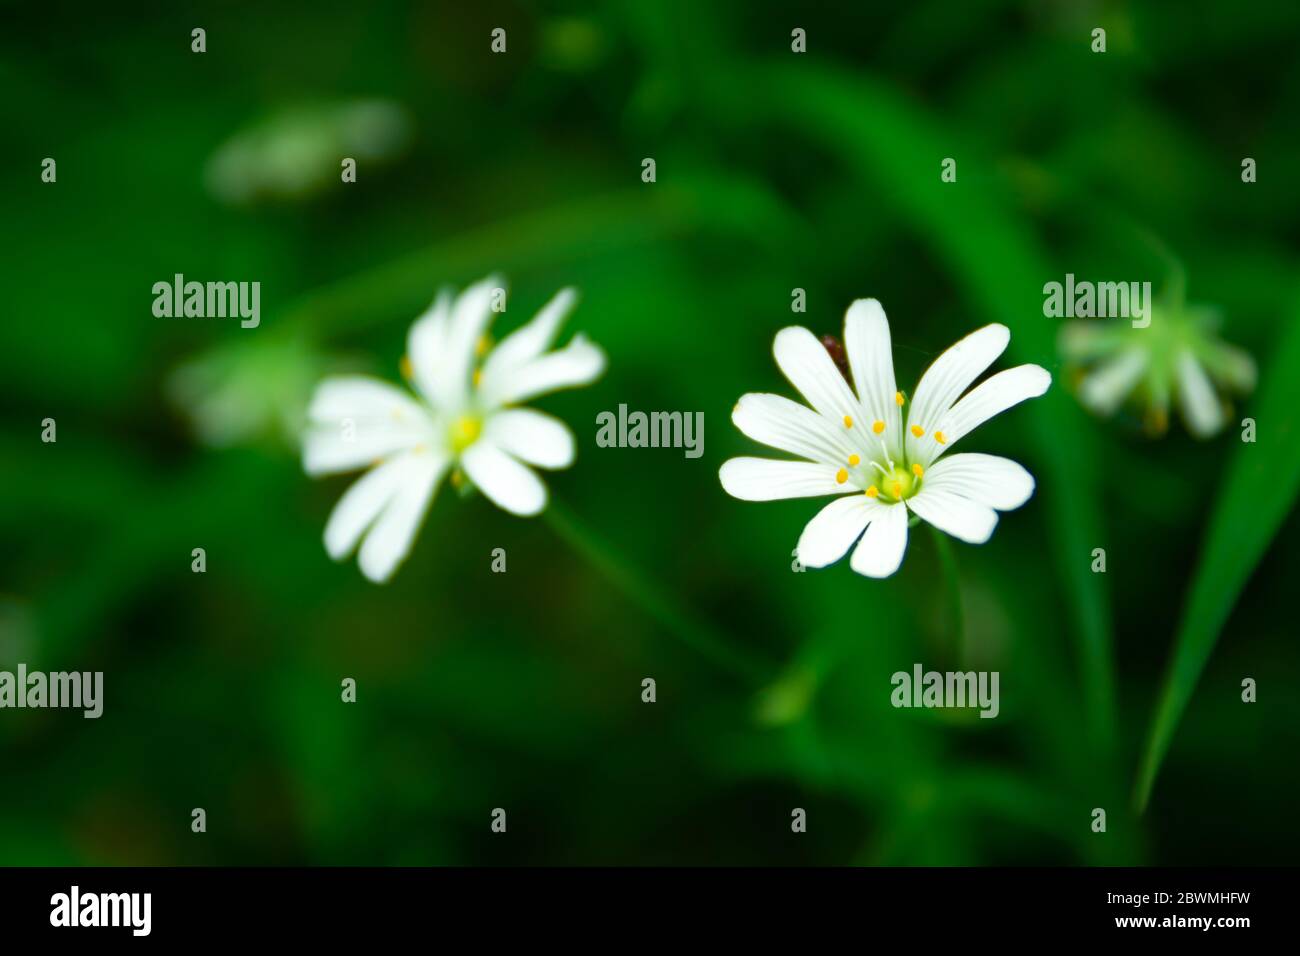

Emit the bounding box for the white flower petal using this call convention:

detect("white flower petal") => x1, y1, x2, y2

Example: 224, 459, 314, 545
307, 375, 427, 424
357, 451, 447, 583
922, 453, 1035, 511
323, 454, 414, 560
905, 323, 1010, 464
485, 334, 606, 406
303, 376, 432, 476
432, 274, 503, 409
849, 500, 908, 578
719, 457, 842, 501
922, 364, 1051, 466
1176, 349, 1224, 438
906, 488, 998, 544
796, 494, 874, 568
461, 441, 548, 516
484, 408, 575, 469
1079, 348, 1147, 416
772, 326, 860, 425
406, 290, 453, 404
732, 392, 855, 464
843, 299, 903, 459
477, 287, 576, 396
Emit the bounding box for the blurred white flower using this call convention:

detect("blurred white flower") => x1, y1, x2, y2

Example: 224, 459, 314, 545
205, 99, 412, 204
720, 301, 1050, 579
1060, 301, 1255, 438
168, 334, 325, 448
304, 276, 605, 583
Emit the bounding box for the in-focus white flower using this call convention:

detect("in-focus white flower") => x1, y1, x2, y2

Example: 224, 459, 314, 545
304, 276, 605, 582
720, 301, 1050, 579
1059, 300, 1255, 438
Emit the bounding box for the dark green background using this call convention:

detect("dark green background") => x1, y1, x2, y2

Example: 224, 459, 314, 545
2, 0, 1298, 865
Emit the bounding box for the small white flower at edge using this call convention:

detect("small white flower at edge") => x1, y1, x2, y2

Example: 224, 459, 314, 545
304, 276, 605, 583
720, 301, 1050, 578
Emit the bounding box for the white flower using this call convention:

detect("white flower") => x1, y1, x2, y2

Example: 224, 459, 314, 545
304, 276, 605, 582
1059, 301, 1256, 439
720, 300, 1050, 579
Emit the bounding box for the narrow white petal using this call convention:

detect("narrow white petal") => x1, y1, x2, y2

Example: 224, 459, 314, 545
1079, 349, 1147, 416
921, 364, 1051, 466
323, 454, 413, 560
843, 299, 903, 459
358, 452, 447, 583
1176, 350, 1224, 438
922, 453, 1035, 511
303, 376, 431, 476
849, 501, 908, 578
905, 324, 1010, 464
485, 334, 606, 405
433, 274, 503, 408
461, 441, 548, 516
484, 408, 576, 469
732, 392, 854, 464
719, 457, 842, 501
772, 326, 860, 425
796, 495, 874, 568
406, 290, 453, 404
477, 287, 577, 396
906, 488, 998, 544
303, 423, 424, 476
307, 375, 427, 424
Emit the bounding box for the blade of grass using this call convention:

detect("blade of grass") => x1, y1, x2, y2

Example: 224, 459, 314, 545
1134, 290, 1300, 811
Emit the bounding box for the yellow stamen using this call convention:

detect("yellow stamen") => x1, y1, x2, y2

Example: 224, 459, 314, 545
865, 485, 879, 498
912, 463, 924, 478
843, 415, 853, 428
847, 454, 860, 466
934, 430, 947, 445
895, 391, 905, 406
835, 468, 848, 484
872, 420, 885, 434
892, 481, 902, 498
910, 424, 924, 438
400, 355, 413, 380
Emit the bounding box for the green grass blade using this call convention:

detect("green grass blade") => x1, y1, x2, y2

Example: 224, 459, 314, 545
1135, 293, 1300, 810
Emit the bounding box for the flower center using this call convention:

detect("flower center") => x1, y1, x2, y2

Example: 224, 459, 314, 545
449, 414, 482, 452
873, 464, 918, 502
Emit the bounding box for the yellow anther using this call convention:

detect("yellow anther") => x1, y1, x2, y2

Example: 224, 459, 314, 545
865, 485, 879, 498
911, 463, 924, 479
892, 481, 902, 498
400, 355, 413, 380
911, 424, 924, 438
847, 454, 860, 466
835, 468, 848, 484
872, 420, 885, 434
895, 391, 905, 406
934, 430, 947, 445
843, 415, 853, 428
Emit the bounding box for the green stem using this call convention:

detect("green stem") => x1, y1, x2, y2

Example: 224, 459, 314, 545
542, 499, 771, 687
929, 524, 965, 666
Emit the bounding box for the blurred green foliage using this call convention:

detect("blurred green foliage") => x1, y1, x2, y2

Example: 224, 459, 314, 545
2, 0, 1298, 865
